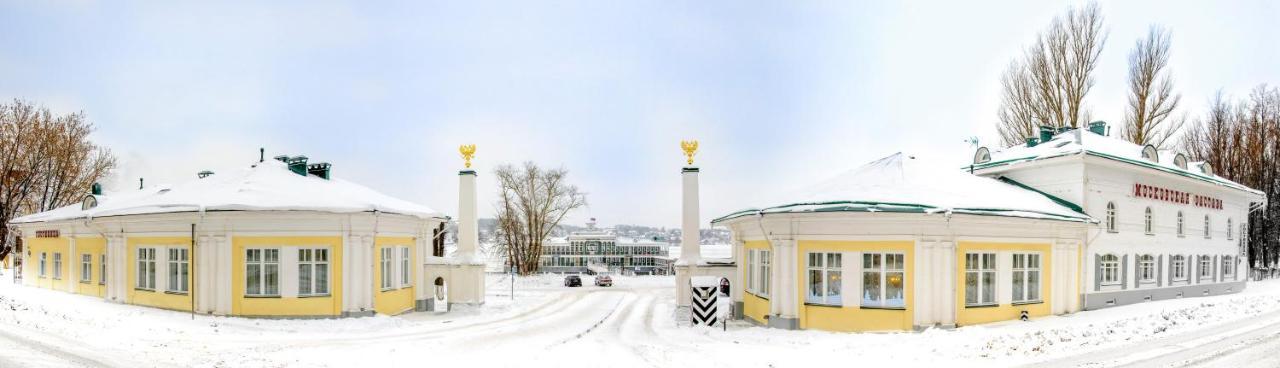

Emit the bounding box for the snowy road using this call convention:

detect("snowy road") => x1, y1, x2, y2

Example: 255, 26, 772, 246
6, 272, 1280, 368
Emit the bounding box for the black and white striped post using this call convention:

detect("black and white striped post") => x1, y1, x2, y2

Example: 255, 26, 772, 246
691, 276, 719, 326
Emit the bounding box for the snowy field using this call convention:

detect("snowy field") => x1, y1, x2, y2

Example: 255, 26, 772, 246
2, 269, 1280, 368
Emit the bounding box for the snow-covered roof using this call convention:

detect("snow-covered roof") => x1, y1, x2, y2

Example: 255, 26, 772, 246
975, 128, 1263, 196
667, 244, 732, 260
10, 160, 445, 224
712, 152, 1094, 224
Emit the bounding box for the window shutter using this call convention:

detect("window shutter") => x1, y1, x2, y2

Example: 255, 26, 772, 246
1213, 255, 1219, 283
1157, 255, 1163, 287
1121, 254, 1128, 290
1168, 256, 1174, 285
1192, 254, 1198, 284
1094, 254, 1102, 291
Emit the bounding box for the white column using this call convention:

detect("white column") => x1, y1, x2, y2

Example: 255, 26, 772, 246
679, 167, 701, 266
937, 241, 956, 326
280, 246, 299, 298
67, 237, 77, 293
215, 236, 232, 315
106, 235, 127, 303
457, 170, 478, 261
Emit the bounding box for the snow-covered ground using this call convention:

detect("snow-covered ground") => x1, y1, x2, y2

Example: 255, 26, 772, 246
2, 268, 1280, 367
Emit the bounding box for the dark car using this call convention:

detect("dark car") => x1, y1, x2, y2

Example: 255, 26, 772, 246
564, 275, 582, 287
594, 275, 613, 287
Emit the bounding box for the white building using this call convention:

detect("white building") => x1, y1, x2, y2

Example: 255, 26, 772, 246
539, 219, 670, 275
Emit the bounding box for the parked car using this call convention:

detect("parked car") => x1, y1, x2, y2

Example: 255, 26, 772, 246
594, 275, 613, 287
564, 275, 582, 287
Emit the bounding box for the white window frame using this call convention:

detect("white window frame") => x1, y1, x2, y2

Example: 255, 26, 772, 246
1138, 254, 1156, 283
1152, 207, 1162, 235
39, 252, 47, 278
1106, 202, 1118, 233
1198, 256, 1212, 279
964, 252, 997, 307
805, 252, 842, 306
80, 253, 92, 283
167, 248, 189, 294
1012, 253, 1042, 304
1172, 255, 1187, 281
1100, 254, 1120, 285
52, 253, 62, 280
399, 246, 411, 288
862, 252, 905, 309
245, 248, 279, 297
380, 247, 394, 290
746, 250, 757, 294
136, 248, 156, 290
1177, 211, 1185, 237
1223, 256, 1234, 277
298, 248, 330, 296
758, 249, 771, 297
99, 254, 107, 285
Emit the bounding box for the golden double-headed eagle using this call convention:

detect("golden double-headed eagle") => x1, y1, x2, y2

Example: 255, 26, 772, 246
681, 140, 698, 165
459, 144, 476, 168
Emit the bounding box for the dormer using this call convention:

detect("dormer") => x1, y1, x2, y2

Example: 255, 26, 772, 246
1141, 145, 1159, 162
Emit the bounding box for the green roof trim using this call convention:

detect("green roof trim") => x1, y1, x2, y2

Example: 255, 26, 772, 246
710, 198, 1094, 225
972, 148, 1262, 196
995, 176, 1087, 214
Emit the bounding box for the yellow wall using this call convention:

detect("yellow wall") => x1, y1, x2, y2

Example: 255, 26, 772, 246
232, 236, 344, 317
954, 241, 1052, 327
23, 237, 70, 290
741, 241, 771, 325
374, 236, 415, 316
127, 237, 194, 312
796, 240, 914, 332
74, 237, 106, 298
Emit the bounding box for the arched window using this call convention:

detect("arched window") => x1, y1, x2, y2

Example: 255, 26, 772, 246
1100, 254, 1120, 284
1177, 211, 1185, 237
1144, 207, 1154, 235
1227, 218, 1234, 240
1204, 215, 1212, 239
1106, 202, 1117, 233
1138, 255, 1156, 282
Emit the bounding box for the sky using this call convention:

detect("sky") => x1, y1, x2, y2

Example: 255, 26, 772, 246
1, 1, 1276, 228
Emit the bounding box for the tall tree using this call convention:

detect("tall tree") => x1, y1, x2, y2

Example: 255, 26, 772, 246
997, 2, 1106, 147
0, 100, 116, 260
1122, 26, 1184, 148
492, 162, 586, 275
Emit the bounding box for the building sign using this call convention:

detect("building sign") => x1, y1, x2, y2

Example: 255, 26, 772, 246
35, 230, 60, 238
1133, 183, 1221, 210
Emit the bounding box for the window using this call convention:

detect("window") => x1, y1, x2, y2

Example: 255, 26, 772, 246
38, 252, 47, 278
1227, 218, 1233, 240
1013, 253, 1041, 303
381, 247, 394, 290
964, 253, 996, 306
53, 253, 62, 280
99, 254, 107, 285
1106, 202, 1117, 233
167, 248, 189, 293
400, 246, 411, 287
1152, 207, 1162, 235
862, 253, 905, 308
1100, 254, 1120, 285
805, 252, 842, 306
298, 248, 330, 296
80, 254, 92, 283
136, 248, 156, 290
1172, 255, 1187, 280
1204, 215, 1211, 239
746, 250, 756, 293
245, 249, 279, 296
1223, 256, 1234, 277
1138, 255, 1155, 283
1199, 256, 1212, 279
1177, 211, 1185, 237
758, 250, 771, 297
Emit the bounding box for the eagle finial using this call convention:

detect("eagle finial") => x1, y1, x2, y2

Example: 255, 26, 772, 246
459, 144, 476, 168
680, 140, 698, 165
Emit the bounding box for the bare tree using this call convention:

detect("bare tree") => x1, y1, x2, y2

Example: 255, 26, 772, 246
0, 100, 116, 262
997, 2, 1106, 147
492, 162, 586, 275
1122, 26, 1184, 148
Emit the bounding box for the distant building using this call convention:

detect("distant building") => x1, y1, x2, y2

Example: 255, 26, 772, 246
539, 219, 670, 275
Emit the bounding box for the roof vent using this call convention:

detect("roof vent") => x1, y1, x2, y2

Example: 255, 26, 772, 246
198, 170, 214, 179
81, 195, 98, 210
1201, 162, 1214, 176
973, 147, 991, 164
287, 156, 309, 176
307, 162, 332, 180
1174, 154, 1188, 170
1038, 126, 1055, 144
1141, 145, 1159, 162
273, 155, 290, 163
1026, 137, 1039, 147
90, 182, 102, 195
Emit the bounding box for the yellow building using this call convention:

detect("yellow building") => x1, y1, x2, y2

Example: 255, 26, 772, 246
712, 153, 1093, 331
9, 152, 465, 317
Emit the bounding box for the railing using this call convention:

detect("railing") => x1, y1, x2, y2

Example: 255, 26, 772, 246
1251, 267, 1280, 281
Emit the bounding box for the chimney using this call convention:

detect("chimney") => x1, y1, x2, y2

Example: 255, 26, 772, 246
1088, 121, 1108, 136
1026, 137, 1039, 147
139, 178, 144, 190
198, 171, 214, 179
307, 162, 331, 180
259, 148, 265, 163
287, 156, 309, 176
1038, 126, 1054, 144
91, 182, 102, 195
